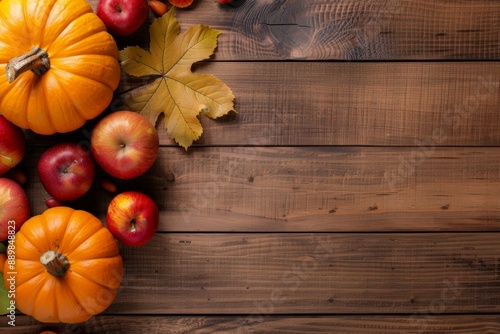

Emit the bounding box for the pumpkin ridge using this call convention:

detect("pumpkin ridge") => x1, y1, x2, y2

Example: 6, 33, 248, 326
56, 209, 106, 255
58, 273, 93, 322
70, 255, 123, 289
32, 275, 68, 322
42, 73, 62, 133
40, 193, 73, 249
40, 0, 93, 49
41, 208, 59, 253
65, 209, 103, 250
11, 230, 41, 262
53, 278, 60, 322
49, 206, 71, 254
45, 12, 103, 56
28, 0, 58, 45
9, 258, 45, 286
26, 74, 41, 128
37, 70, 86, 133
0, 75, 31, 128
0, 19, 22, 54
65, 269, 118, 316
66, 226, 121, 261
0, 1, 32, 53
16, 215, 54, 258
50, 61, 119, 95
39, 67, 114, 132
50, 34, 119, 59
68, 267, 118, 292
24, 74, 58, 134
15, 270, 52, 316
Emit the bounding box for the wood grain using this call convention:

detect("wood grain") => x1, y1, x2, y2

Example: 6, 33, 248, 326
86, 0, 500, 61
99, 233, 500, 314
8, 314, 500, 334
23, 146, 500, 232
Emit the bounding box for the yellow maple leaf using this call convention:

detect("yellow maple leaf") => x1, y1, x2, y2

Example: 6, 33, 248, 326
118, 8, 236, 149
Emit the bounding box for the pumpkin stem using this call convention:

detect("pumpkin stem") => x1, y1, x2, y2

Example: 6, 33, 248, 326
40, 250, 70, 277
6, 46, 50, 83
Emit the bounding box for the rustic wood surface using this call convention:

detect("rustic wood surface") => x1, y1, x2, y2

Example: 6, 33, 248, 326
4, 0, 500, 333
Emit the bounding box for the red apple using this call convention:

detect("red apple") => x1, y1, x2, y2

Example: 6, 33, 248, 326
96, 0, 149, 37
37, 143, 96, 201
91, 111, 159, 180
0, 177, 30, 241
0, 115, 26, 177
106, 191, 159, 246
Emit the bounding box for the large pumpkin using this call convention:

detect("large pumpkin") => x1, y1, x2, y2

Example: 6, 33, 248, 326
0, 0, 121, 135
3, 207, 123, 323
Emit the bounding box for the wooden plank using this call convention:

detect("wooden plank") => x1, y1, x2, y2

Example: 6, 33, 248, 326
95, 233, 500, 314
86, 0, 500, 61
204, 61, 500, 146
23, 146, 500, 232
25, 61, 500, 147
7, 314, 500, 333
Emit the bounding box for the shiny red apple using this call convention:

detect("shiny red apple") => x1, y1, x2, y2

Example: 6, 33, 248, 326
91, 111, 159, 180
37, 142, 96, 201
0, 177, 30, 241
96, 0, 149, 37
106, 191, 159, 246
0, 115, 26, 177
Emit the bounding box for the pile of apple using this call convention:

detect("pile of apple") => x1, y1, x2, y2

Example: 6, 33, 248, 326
0, 110, 160, 248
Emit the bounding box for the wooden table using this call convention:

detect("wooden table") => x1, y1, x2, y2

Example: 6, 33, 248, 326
10, 0, 500, 332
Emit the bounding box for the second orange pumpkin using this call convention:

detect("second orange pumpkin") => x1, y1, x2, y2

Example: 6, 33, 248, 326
3, 206, 123, 323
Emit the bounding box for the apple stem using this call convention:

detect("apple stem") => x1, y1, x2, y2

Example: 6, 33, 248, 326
6, 46, 50, 83
63, 159, 79, 173
40, 250, 70, 277
0, 152, 13, 163
130, 219, 137, 233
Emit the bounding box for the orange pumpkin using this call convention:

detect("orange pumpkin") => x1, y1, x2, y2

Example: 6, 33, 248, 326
0, 0, 121, 135
3, 207, 123, 323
